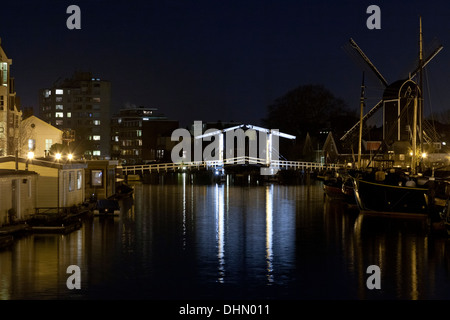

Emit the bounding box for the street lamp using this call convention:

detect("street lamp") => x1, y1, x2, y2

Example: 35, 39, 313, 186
55, 152, 61, 213
68, 153, 73, 161
26, 151, 34, 171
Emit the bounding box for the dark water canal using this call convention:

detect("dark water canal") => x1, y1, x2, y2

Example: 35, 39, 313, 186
2, 177, 450, 301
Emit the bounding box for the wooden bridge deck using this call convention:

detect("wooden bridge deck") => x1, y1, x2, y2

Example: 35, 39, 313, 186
120, 156, 346, 175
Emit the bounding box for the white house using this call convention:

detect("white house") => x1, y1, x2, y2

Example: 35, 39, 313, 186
19, 115, 63, 159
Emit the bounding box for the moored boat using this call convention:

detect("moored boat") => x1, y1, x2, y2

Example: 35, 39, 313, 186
352, 171, 431, 218
93, 199, 121, 216
109, 182, 134, 200
323, 176, 356, 204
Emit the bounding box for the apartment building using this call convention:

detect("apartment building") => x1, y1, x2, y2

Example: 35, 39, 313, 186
111, 106, 179, 164
39, 71, 111, 159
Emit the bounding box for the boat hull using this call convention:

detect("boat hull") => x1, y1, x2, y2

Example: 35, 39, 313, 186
323, 177, 356, 204
353, 178, 429, 217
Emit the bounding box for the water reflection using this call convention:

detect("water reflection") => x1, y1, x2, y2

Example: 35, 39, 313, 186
215, 183, 225, 283
210, 183, 276, 285
265, 184, 274, 283
3, 180, 450, 299
352, 213, 431, 299
324, 195, 450, 300
0, 230, 86, 299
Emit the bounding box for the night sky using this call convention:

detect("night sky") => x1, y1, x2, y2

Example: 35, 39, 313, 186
1, 0, 450, 128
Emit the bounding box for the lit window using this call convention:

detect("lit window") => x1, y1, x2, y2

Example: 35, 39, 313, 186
94, 120, 101, 125
56, 97, 63, 102
1, 63, 7, 87
44, 89, 51, 98
137, 130, 142, 137
69, 172, 74, 192
55, 89, 64, 95
67, 112, 71, 118
45, 139, 52, 150
93, 97, 101, 102
55, 112, 64, 118
93, 150, 101, 156
56, 105, 63, 110
55, 120, 63, 126
93, 135, 101, 141
91, 169, 102, 186
28, 139, 35, 151
77, 171, 82, 190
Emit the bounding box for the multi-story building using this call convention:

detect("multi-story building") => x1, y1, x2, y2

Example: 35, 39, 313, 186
111, 106, 179, 164
39, 71, 111, 159
0, 38, 22, 156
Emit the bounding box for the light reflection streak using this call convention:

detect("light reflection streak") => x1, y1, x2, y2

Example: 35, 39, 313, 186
215, 184, 225, 283
265, 184, 274, 283
352, 213, 430, 299
182, 173, 186, 249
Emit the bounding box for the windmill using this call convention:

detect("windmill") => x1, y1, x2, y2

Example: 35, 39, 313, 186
340, 20, 443, 168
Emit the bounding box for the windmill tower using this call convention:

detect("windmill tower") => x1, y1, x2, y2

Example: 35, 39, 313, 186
340, 19, 443, 168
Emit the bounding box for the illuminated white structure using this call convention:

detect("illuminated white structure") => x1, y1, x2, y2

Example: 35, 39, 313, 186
194, 123, 296, 169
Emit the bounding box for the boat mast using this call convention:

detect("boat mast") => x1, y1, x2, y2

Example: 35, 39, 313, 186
412, 91, 418, 174
412, 16, 423, 175
419, 16, 424, 161
358, 72, 365, 169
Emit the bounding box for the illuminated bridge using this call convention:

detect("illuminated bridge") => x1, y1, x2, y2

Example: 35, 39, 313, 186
120, 123, 346, 177
120, 156, 345, 176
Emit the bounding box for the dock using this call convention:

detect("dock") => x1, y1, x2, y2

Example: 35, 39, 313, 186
30, 220, 83, 234
0, 223, 30, 236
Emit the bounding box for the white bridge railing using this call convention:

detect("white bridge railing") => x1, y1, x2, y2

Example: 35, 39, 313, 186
120, 156, 346, 174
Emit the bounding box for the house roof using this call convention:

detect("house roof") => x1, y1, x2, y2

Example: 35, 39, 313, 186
21, 115, 63, 133
0, 169, 38, 176
0, 156, 87, 170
